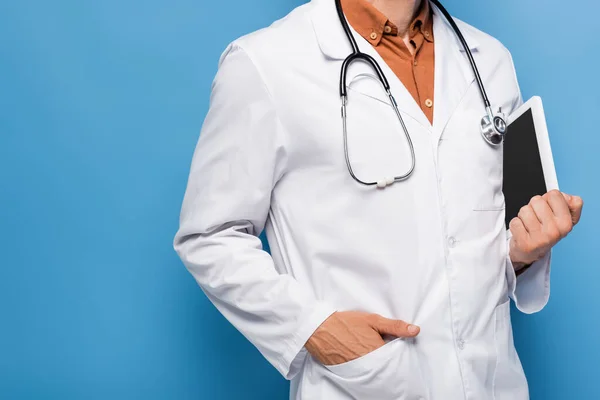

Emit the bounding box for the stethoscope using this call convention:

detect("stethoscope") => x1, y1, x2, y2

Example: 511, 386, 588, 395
335, 0, 508, 188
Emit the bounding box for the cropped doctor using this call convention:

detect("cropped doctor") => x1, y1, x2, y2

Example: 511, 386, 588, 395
174, 0, 584, 398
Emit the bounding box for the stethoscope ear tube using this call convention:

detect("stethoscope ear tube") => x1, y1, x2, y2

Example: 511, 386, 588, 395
339, 53, 391, 97
334, 0, 359, 54
335, 0, 391, 97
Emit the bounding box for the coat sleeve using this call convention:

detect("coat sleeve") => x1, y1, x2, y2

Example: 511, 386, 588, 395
173, 43, 336, 378
503, 47, 551, 314
505, 230, 551, 314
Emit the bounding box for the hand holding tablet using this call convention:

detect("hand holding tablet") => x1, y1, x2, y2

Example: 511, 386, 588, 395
504, 96, 583, 270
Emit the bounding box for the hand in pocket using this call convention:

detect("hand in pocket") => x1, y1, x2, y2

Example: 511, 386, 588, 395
305, 311, 420, 366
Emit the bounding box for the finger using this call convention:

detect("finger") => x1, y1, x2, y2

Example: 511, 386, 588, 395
529, 195, 555, 226
370, 315, 420, 338
509, 217, 535, 258
543, 190, 572, 236
562, 193, 584, 225
544, 190, 570, 219
517, 204, 541, 234
509, 216, 529, 241
529, 195, 563, 242
570, 196, 584, 225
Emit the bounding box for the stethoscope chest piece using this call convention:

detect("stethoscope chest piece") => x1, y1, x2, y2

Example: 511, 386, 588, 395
480, 108, 507, 146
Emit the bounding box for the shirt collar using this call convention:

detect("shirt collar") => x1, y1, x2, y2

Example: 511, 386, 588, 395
410, 0, 433, 42
341, 0, 433, 46
309, 0, 479, 61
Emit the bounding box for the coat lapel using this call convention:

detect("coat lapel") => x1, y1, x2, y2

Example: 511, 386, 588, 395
431, 3, 480, 141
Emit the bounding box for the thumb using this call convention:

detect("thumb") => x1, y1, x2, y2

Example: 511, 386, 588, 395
370, 315, 420, 338
561, 192, 584, 225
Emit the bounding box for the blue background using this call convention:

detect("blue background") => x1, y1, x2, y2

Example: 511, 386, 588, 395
0, 0, 597, 399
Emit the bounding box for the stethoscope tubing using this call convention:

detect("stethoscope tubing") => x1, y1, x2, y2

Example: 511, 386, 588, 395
335, 0, 504, 187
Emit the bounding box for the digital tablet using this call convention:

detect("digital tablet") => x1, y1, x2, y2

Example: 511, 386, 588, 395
503, 96, 559, 228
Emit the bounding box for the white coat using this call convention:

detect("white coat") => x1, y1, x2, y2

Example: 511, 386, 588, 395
174, 0, 551, 399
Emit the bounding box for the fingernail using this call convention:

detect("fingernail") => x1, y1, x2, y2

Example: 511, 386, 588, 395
408, 325, 419, 334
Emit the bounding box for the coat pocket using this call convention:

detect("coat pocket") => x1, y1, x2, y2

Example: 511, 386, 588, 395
316, 338, 429, 400
493, 300, 529, 400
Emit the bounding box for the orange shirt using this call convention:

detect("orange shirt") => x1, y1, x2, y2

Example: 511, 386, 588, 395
342, 0, 435, 123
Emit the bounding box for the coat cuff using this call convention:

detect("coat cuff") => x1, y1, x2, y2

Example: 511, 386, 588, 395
506, 244, 551, 314
280, 302, 337, 379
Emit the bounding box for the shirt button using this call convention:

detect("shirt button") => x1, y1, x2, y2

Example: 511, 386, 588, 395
457, 339, 465, 350
384, 25, 392, 34
413, 59, 418, 66
425, 98, 433, 108
370, 32, 378, 40
448, 237, 457, 248
424, 30, 431, 38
